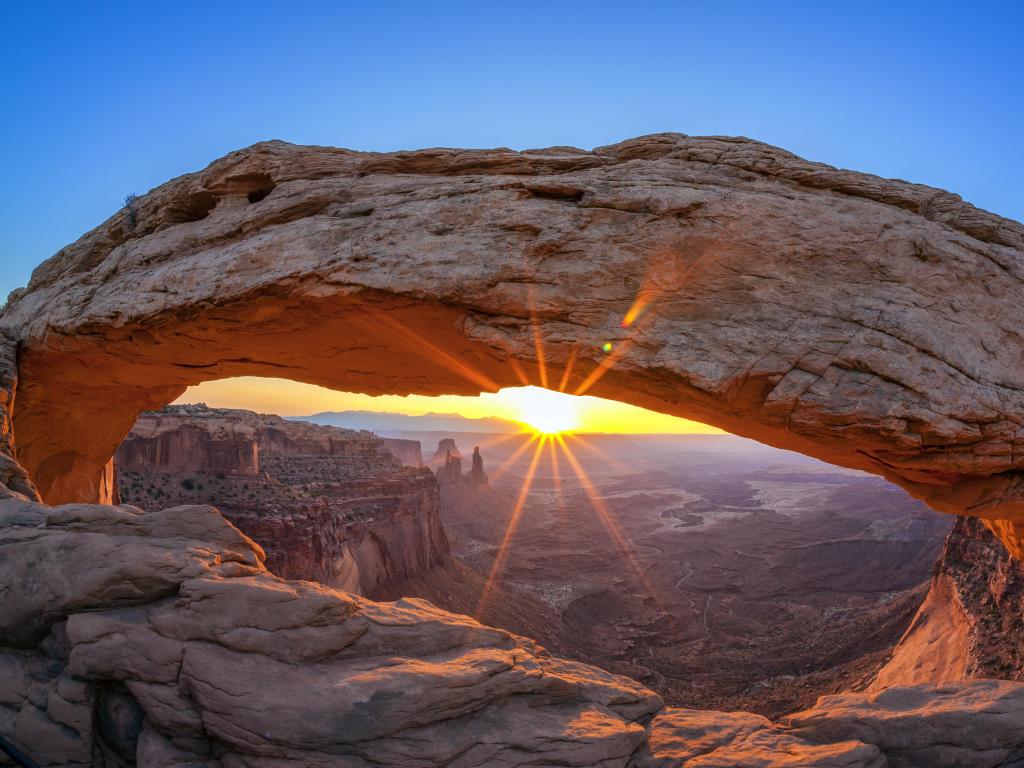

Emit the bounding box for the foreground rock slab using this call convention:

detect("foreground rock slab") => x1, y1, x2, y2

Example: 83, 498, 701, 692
0, 499, 661, 766
787, 680, 1024, 768
2, 499, 1024, 767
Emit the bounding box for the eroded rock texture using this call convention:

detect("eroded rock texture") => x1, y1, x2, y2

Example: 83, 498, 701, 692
1, 134, 1022, 553
4, 497, 1024, 767
872, 516, 1024, 689
0, 498, 660, 766
116, 405, 448, 594
3, 136, 1024, 765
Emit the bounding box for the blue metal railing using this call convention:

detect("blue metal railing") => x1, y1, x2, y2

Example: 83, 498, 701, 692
0, 734, 40, 768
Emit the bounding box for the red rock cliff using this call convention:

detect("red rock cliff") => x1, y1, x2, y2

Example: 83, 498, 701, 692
872, 516, 1024, 689
114, 404, 447, 595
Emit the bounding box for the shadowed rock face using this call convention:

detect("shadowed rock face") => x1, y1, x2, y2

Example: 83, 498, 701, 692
873, 516, 1024, 690
1, 134, 1022, 553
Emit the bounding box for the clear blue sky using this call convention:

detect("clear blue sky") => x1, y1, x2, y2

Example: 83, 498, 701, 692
2, 1, 1021, 301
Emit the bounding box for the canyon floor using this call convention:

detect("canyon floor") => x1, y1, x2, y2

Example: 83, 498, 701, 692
377, 432, 952, 717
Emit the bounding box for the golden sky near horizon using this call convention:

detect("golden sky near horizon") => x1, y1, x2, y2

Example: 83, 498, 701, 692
174, 377, 724, 435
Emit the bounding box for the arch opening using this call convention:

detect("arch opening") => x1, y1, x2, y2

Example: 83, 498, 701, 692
3, 135, 1021, 557
11, 281, 1024, 559
107, 374, 959, 715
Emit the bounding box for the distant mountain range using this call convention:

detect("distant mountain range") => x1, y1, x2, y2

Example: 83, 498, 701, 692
294, 410, 522, 434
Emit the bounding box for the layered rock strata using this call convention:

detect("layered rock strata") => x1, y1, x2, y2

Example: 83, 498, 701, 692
115, 405, 446, 594
872, 516, 1024, 689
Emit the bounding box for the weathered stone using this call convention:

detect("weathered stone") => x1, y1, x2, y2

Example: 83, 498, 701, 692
0, 502, 262, 647
872, 516, 1024, 690
645, 707, 773, 764
786, 680, 1024, 767
1, 135, 1021, 553
1, 501, 665, 765
2, 135, 1024, 765
682, 730, 886, 768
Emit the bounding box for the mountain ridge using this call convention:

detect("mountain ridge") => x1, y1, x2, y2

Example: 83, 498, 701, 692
296, 409, 522, 434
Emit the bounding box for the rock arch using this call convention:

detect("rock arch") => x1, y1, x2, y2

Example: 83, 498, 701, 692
2, 133, 1023, 554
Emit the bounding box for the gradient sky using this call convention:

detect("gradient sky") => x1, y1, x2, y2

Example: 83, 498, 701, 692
176, 378, 725, 434
5, 1, 1022, 431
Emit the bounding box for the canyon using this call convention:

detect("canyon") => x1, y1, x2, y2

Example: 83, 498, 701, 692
115, 404, 444, 595
1, 133, 1024, 765
112, 407, 1024, 720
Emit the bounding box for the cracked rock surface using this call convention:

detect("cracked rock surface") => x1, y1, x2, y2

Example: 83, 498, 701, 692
2, 137, 1024, 765
1, 134, 1022, 552
3, 498, 1024, 767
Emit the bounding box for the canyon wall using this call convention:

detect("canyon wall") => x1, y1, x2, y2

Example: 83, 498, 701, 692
380, 437, 424, 467
114, 405, 447, 596
873, 516, 1024, 690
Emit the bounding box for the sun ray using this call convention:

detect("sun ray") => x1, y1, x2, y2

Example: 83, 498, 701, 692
555, 435, 669, 609
571, 336, 636, 398
486, 431, 543, 484
563, 432, 631, 474
473, 429, 534, 453
548, 434, 564, 505
476, 435, 548, 618
529, 310, 549, 390
572, 250, 716, 398
350, 300, 500, 392
507, 357, 533, 388
556, 344, 580, 393
548, 431, 566, 516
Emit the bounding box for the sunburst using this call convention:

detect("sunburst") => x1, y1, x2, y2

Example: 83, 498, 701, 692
353, 278, 670, 620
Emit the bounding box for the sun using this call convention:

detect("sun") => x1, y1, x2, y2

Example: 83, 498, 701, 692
503, 386, 581, 434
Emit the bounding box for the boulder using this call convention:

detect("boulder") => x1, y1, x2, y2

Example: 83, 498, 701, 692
786, 680, 1024, 767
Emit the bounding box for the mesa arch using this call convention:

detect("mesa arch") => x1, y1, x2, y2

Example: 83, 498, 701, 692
2, 132, 1023, 554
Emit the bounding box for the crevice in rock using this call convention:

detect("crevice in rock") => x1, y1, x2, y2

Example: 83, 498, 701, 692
93, 682, 145, 767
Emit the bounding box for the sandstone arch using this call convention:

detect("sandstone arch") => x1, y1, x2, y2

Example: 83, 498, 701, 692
2, 133, 1023, 554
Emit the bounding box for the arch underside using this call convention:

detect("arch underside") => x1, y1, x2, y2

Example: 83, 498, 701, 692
2, 133, 1023, 553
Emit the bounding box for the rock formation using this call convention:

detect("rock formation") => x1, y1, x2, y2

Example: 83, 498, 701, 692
435, 450, 463, 485
3, 496, 1024, 767
2, 135, 1024, 764
872, 517, 1024, 690
0, 497, 663, 767
115, 405, 446, 595
469, 446, 489, 485
428, 438, 463, 467
433, 440, 490, 487
2, 134, 1022, 556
